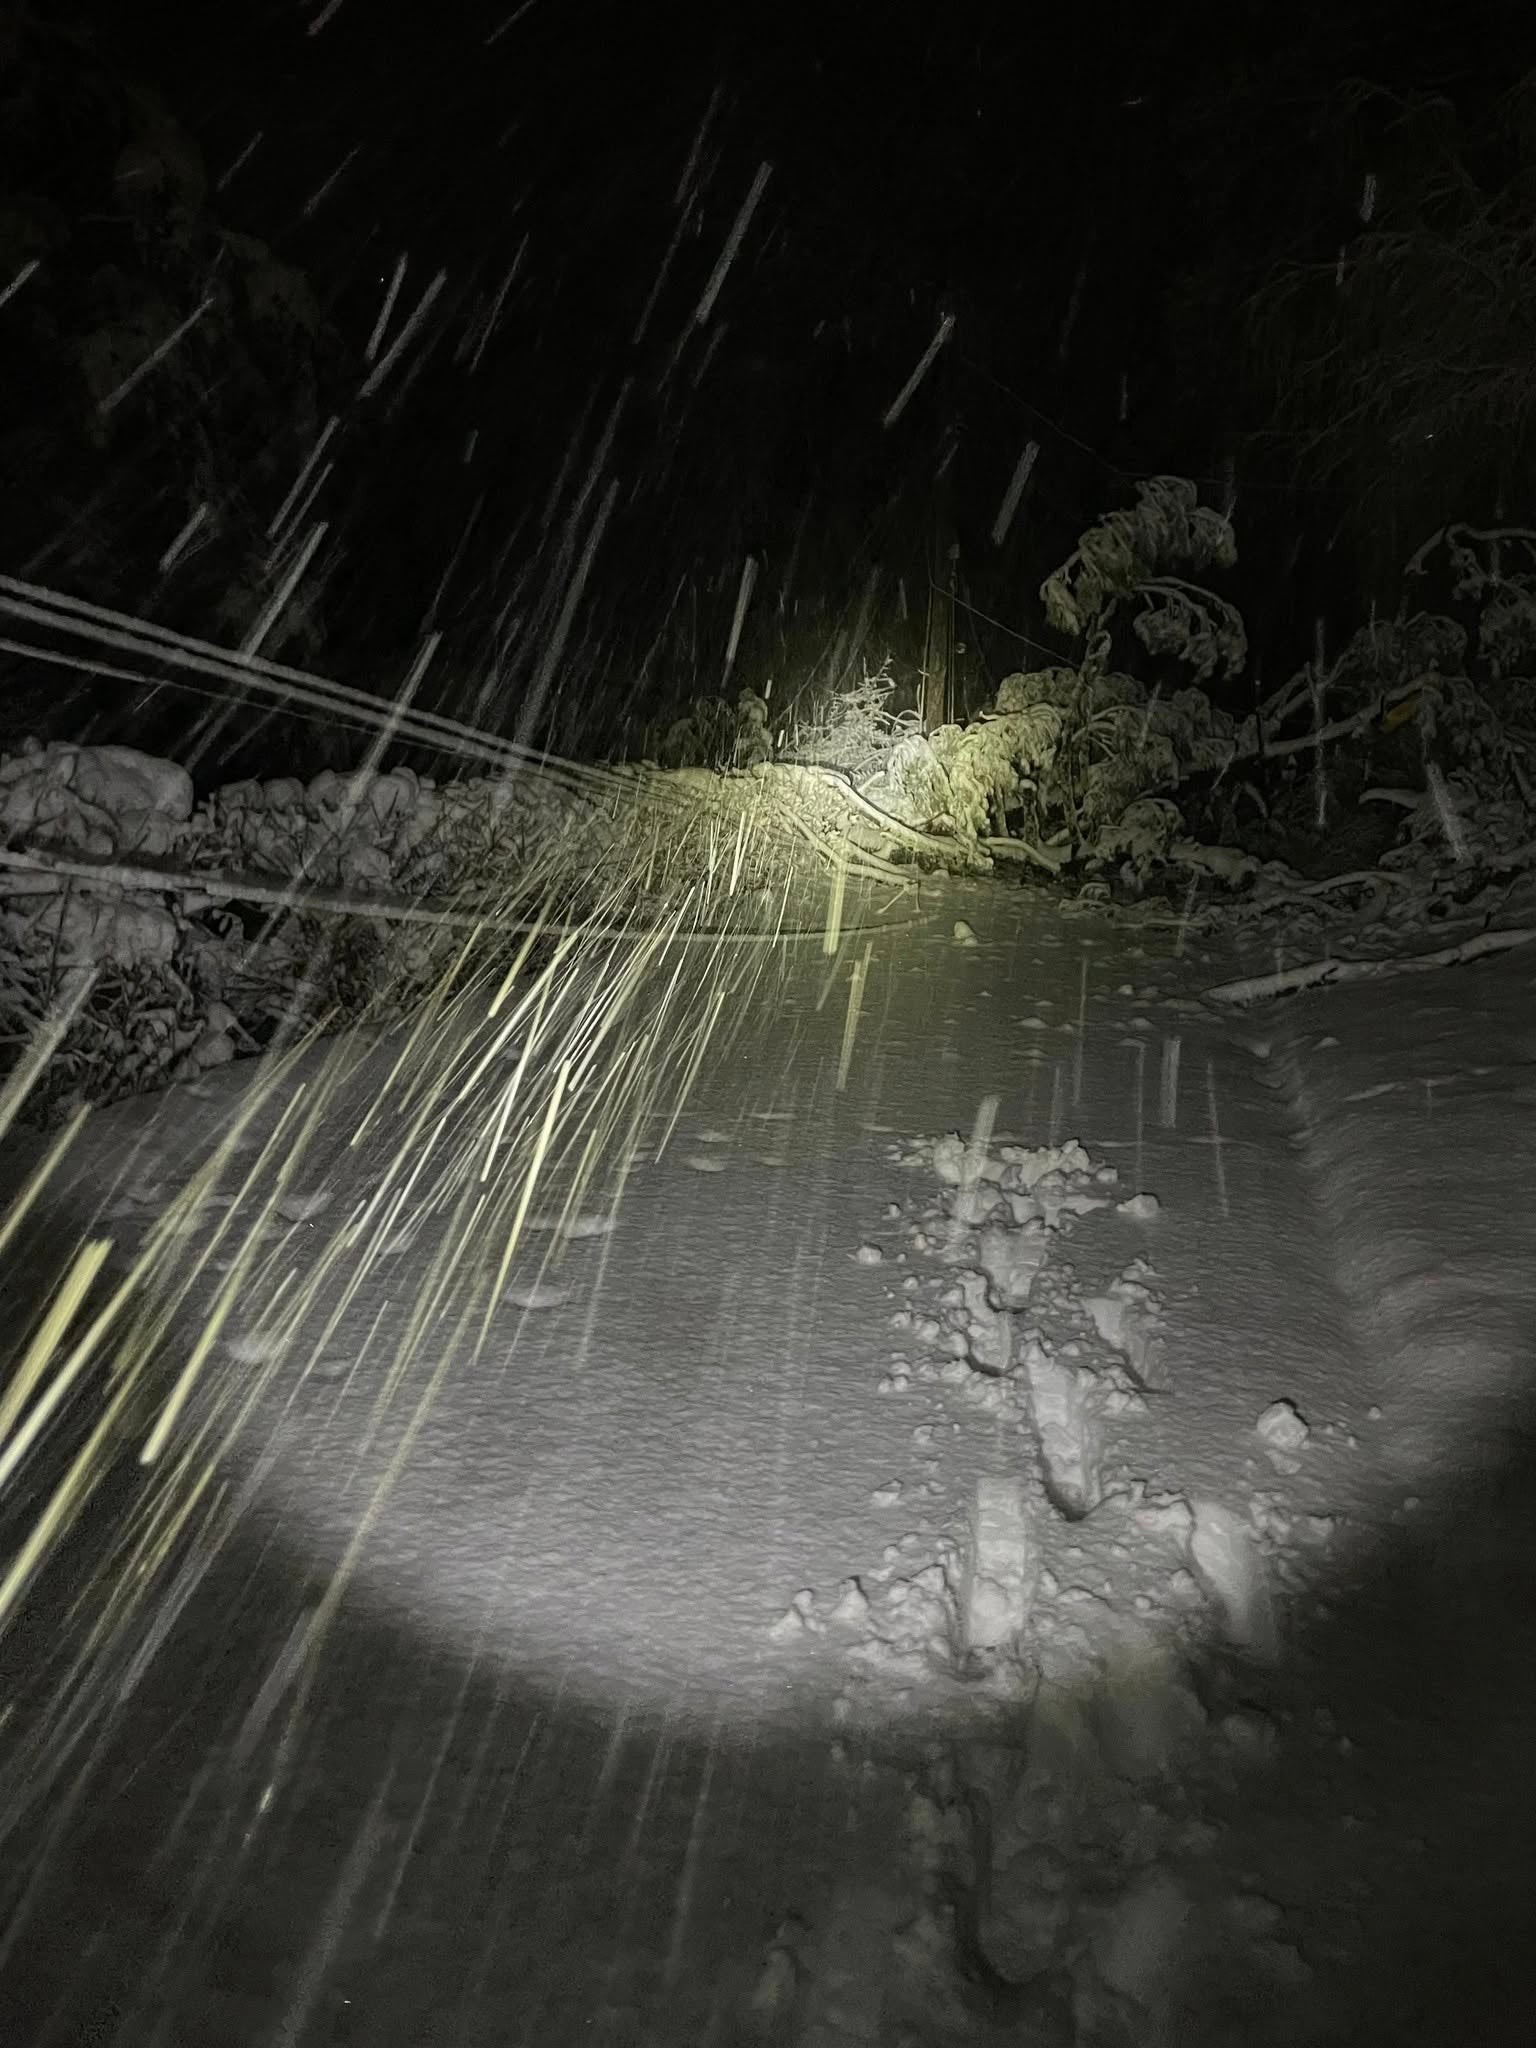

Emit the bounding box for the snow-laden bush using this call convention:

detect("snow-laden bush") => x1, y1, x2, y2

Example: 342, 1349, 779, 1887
654, 687, 777, 770
1245, 524, 1536, 868
967, 501, 1536, 891
1040, 474, 1246, 687
784, 659, 921, 780
934, 478, 1250, 880
926, 706, 1067, 842
1405, 524, 1536, 810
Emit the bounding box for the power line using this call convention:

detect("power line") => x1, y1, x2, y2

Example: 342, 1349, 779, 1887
956, 351, 1334, 495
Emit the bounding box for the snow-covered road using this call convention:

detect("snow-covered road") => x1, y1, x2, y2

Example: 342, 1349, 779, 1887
1, 877, 1532, 2045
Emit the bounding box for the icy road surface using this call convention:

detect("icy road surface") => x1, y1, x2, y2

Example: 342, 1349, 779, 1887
0, 877, 1532, 2046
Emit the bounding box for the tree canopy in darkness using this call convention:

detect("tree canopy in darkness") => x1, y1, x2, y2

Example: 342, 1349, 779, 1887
2, 0, 1532, 770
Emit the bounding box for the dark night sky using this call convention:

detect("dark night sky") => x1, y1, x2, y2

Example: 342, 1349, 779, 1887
8, 0, 1536, 763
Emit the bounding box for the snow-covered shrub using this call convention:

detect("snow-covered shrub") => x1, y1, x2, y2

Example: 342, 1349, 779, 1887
1080, 796, 1186, 883
1248, 524, 1536, 868
953, 479, 1247, 880
928, 706, 1066, 840
658, 689, 779, 770
1040, 474, 1246, 688
855, 729, 956, 831
784, 659, 921, 781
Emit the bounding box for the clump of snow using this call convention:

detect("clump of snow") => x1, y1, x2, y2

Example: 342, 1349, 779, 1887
925, 1133, 971, 1186
526, 1210, 616, 1239
1255, 1398, 1310, 1452
1021, 1336, 1105, 1518
975, 1219, 1047, 1305
827, 1579, 872, 1628
845, 1560, 961, 1683
768, 1588, 822, 1641
939, 1269, 1012, 1373
1187, 1500, 1279, 1659
1131, 1489, 1196, 1548
1081, 1261, 1167, 1387
226, 1327, 285, 1366
503, 1281, 572, 1310
961, 1474, 1037, 1653
1092, 1630, 1208, 1782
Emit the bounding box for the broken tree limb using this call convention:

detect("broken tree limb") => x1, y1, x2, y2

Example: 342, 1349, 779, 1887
764, 762, 993, 871
777, 805, 912, 884
1203, 924, 1536, 1007
981, 834, 1067, 873
1236, 682, 1426, 763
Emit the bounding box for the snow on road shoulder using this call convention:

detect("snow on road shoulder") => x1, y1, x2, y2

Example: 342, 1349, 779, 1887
831, 917, 1536, 2048
1262, 946, 1536, 1497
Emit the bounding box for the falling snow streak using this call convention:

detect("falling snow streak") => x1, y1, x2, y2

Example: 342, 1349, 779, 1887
357, 634, 442, 778
690, 315, 729, 390
546, 383, 631, 564
241, 523, 328, 660
515, 502, 618, 740
1160, 1033, 1181, 1126
691, 161, 773, 328
158, 503, 212, 574
484, 0, 544, 44
537, 392, 598, 535
265, 464, 333, 567
267, 418, 340, 541
989, 438, 1039, 547
633, 199, 699, 351
835, 943, 872, 1092
96, 298, 214, 415
426, 499, 486, 628
463, 241, 527, 375
1427, 761, 1470, 862
675, 83, 724, 210
366, 256, 410, 366
215, 130, 264, 192
302, 147, 363, 220
1057, 252, 1088, 360
359, 271, 448, 401
721, 555, 758, 684
0, 259, 39, 313
882, 312, 955, 430
1205, 1057, 1230, 1217
0, 804, 804, 1699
